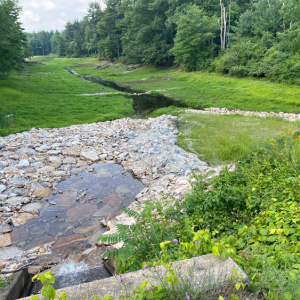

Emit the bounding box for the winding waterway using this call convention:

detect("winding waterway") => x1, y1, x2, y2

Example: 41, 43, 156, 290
66, 68, 187, 117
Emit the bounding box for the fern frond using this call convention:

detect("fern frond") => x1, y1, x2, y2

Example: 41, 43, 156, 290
116, 223, 133, 234
102, 244, 135, 262
102, 248, 120, 259
116, 244, 135, 261
97, 233, 122, 244
119, 206, 140, 218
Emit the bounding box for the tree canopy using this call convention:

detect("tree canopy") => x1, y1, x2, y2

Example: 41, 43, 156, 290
23, 0, 300, 84
171, 5, 218, 71
0, 0, 28, 76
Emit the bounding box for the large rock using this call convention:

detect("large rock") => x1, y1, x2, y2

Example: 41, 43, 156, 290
0, 233, 12, 247
30, 182, 44, 191
47, 150, 62, 156
36, 145, 51, 152
0, 184, 6, 193
62, 148, 80, 157
16, 159, 30, 168
9, 176, 30, 188
0, 247, 23, 260
80, 151, 99, 162
32, 188, 51, 198
38, 166, 55, 174
6, 196, 26, 206
11, 213, 38, 226
0, 222, 12, 234
51, 171, 67, 177
18, 147, 36, 156
63, 157, 76, 164
48, 156, 62, 163
21, 202, 44, 214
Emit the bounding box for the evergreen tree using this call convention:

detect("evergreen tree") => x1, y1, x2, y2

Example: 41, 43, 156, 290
97, 0, 123, 60
27, 31, 53, 56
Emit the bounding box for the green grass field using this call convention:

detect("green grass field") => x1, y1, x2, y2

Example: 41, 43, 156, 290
177, 113, 300, 165
0, 57, 132, 135
1, 57, 300, 165
73, 63, 300, 113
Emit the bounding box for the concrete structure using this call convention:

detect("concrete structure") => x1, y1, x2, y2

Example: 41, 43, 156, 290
0, 269, 30, 300
21, 254, 247, 299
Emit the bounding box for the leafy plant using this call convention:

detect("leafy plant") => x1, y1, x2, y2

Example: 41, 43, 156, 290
0, 273, 13, 291
29, 271, 66, 300
97, 204, 185, 273
98, 132, 300, 298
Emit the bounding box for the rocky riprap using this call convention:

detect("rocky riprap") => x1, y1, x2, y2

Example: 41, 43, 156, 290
0, 115, 218, 276
186, 107, 300, 122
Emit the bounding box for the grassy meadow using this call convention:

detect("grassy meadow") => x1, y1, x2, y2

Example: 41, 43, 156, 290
73, 64, 300, 113
0, 57, 133, 135
177, 113, 300, 165
1, 57, 300, 165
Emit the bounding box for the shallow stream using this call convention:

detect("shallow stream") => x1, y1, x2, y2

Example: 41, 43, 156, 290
66, 68, 187, 117
83, 75, 187, 117
11, 163, 144, 259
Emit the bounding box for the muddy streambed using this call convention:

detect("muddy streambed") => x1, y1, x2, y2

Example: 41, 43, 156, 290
11, 163, 144, 260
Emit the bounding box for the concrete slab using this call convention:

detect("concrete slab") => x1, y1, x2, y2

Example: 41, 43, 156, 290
30, 266, 110, 294
0, 269, 30, 300
21, 254, 247, 299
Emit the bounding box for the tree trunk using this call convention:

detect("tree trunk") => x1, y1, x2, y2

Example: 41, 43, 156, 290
220, 0, 227, 50
227, 0, 232, 46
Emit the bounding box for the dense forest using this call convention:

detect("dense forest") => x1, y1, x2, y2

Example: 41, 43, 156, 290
2, 0, 300, 83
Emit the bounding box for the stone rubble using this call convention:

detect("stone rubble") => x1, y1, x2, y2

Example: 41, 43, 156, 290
0, 115, 219, 275
186, 107, 300, 122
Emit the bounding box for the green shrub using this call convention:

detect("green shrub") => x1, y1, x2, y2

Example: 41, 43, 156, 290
100, 132, 300, 298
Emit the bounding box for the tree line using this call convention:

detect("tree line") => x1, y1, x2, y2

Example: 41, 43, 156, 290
27, 0, 300, 83
2, 0, 300, 83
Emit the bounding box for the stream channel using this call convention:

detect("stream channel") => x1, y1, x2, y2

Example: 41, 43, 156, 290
11, 163, 144, 255
10, 163, 144, 295
12, 70, 184, 257
67, 68, 187, 117
8, 71, 188, 296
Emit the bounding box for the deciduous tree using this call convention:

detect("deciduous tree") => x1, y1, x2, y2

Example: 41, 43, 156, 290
0, 0, 28, 76
171, 5, 218, 70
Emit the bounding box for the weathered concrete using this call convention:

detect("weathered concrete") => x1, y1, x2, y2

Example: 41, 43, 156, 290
0, 269, 30, 300
30, 266, 110, 294
20, 255, 247, 299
